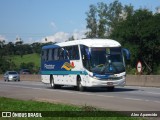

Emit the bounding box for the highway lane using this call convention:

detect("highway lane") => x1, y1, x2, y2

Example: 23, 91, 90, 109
0, 80, 160, 111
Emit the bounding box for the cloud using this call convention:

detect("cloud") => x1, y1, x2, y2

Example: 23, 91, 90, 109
42, 32, 69, 43
42, 29, 87, 43
0, 35, 6, 42
72, 29, 86, 40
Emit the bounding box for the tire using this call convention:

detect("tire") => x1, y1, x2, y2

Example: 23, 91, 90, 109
50, 76, 60, 89
77, 77, 85, 92
50, 76, 55, 89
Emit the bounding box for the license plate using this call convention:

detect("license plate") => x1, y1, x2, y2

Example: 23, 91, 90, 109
107, 82, 113, 86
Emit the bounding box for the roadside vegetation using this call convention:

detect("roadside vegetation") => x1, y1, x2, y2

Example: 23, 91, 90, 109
8, 53, 40, 74
0, 97, 143, 120
0, 42, 52, 74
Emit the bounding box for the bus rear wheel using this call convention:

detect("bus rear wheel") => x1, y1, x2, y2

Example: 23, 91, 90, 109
77, 77, 85, 92
50, 76, 61, 89
50, 76, 57, 89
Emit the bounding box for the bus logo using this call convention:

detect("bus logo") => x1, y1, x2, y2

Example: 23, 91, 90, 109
61, 62, 75, 71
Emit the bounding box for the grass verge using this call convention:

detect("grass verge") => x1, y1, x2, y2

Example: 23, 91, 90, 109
0, 97, 143, 120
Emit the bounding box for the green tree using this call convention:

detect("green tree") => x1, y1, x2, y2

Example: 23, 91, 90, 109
5, 42, 15, 55
85, 4, 97, 38
0, 40, 5, 58
110, 9, 160, 74
97, 2, 108, 38
85, 1, 134, 38
31, 42, 42, 54
68, 36, 75, 41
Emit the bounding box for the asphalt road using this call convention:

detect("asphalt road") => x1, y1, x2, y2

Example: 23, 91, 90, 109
0, 80, 160, 111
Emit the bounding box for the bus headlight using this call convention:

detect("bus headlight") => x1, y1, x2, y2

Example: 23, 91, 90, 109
88, 72, 93, 77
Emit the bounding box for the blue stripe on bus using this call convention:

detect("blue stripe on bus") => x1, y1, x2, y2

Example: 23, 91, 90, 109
41, 70, 88, 75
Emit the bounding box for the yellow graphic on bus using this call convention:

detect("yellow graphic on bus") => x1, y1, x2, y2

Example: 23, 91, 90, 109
61, 62, 75, 71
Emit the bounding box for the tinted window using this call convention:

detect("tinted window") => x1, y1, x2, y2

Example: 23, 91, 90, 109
48, 49, 53, 61
71, 46, 79, 60
42, 45, 80, 61
9, 72, 17, 74
41, 50, 47, 61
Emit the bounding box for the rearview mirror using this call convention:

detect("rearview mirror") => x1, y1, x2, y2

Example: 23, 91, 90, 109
123, 48, 130, 60
85, 48, 91, 60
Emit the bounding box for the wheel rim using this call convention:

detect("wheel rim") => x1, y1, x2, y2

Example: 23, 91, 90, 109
78, 77, 83, 91
51, 78, 54, 88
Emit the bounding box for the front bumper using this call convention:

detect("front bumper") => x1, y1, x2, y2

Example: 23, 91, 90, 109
85, 76, 126, 87
8, 76, 19, 81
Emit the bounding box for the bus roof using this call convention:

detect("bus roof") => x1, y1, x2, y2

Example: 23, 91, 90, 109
42, 39, 121, 49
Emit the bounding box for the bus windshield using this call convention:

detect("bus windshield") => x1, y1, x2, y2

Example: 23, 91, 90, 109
90, 47, 125, 74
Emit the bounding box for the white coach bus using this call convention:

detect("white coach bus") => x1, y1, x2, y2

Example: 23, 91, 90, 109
41, 39, 130, 91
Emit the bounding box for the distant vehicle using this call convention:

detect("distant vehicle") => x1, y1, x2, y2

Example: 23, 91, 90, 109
20, 69, 30, 74
4, 71, 20, 82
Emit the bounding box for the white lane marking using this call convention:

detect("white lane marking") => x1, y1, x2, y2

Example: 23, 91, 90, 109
147, 92, 160, 95
123, 97, 160, 103
123, 98, 143, 101
154, 101, 160, 104
78, 92, 114, 98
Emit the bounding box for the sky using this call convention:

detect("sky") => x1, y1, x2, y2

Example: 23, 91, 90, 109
0, 0, 160, 43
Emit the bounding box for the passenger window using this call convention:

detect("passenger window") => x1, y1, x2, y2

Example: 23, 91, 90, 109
64, 47, 70, 59
41, 50, 44, 61
65, 47, 72, 59
48, 49, 52, 61
54, 48, 59, 60
58, 47, 65, 60
42, 50, 47, 61
72, 46, 79, 60
44, 46, 80, 61
46, 49, 49, 61
52, 49, 54, 60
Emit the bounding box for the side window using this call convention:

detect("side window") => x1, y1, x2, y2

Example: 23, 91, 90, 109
64, 45, 80, 60
46, 49, 49, 61
80, 45, 91, 71
48, 49, 52, 61
42, 49, 47, 61
41, 50, 44, 61
54, 48, 59, 60
71, 45, 80, 60
52, 49, 54, 60
58, 47, 65, 60
45, 46, 80, 61
64, 47, 70, 59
